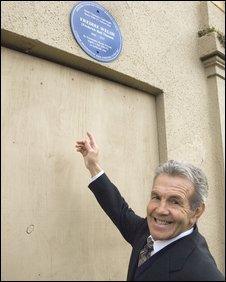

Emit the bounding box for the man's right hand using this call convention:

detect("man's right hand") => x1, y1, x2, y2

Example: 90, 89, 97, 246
75, 132, 102, 177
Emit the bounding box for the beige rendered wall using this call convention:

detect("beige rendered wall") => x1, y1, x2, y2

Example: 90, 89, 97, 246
1, 0, 225, 280
1, 47, 159, 281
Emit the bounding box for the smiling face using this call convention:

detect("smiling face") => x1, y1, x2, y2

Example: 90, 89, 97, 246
147, 174, 204, 240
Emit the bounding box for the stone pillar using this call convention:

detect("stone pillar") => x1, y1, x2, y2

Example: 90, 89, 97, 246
198, 31, 225, 167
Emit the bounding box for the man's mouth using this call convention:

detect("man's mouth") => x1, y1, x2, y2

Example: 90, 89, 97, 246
154, 217, 173, 225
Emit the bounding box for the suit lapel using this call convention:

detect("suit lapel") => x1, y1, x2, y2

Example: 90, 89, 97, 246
132, 234, 195, 281
128, 226, 198, 280
169, 228, 197, 272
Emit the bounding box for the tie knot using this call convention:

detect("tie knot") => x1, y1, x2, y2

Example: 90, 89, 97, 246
147, 236, 154, 248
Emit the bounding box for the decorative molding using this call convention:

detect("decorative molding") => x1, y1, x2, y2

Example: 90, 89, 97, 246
198, 30, 225, 79
202, 55, 225, 79
198, 27, 225, 48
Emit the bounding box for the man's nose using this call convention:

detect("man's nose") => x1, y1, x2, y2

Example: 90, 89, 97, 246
156, 201, 170, 215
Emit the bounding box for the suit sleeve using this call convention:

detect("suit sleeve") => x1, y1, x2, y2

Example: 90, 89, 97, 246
88, 173, 144, 246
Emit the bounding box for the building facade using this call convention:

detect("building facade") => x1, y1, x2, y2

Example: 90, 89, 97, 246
1, 1, 225, 280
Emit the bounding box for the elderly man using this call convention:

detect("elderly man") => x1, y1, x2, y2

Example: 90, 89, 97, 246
75, 132, 224, 281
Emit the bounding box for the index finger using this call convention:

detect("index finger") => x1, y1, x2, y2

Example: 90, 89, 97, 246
87, 132, 96, 145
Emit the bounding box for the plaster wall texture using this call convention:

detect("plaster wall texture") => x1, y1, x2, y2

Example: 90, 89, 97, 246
1, 0, 225, 279
2, 47, 159, 281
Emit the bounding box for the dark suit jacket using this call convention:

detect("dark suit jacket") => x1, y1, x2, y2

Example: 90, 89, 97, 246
88, 173, 224, 281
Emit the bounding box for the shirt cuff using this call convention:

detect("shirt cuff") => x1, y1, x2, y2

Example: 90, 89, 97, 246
89, 170, 105, 184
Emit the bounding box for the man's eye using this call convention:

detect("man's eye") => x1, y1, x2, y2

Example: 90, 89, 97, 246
151, 195, 160, 200
170, 199, 179, 205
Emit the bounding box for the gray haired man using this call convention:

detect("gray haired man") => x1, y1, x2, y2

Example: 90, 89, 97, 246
76, 132, 224, 281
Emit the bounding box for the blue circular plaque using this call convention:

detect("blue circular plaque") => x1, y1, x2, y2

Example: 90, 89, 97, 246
70, 1, 123, 62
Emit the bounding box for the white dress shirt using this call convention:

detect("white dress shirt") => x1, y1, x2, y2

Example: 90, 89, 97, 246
148, 227, 194, 256
90, 170, 105, 184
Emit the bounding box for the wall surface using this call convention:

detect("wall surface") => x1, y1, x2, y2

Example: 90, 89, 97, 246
1, 0, 225, 280
1, 47, 159, 281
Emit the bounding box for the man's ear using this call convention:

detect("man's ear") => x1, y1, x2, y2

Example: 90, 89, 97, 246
194, 203, 205, 220
190, 203, 205, 226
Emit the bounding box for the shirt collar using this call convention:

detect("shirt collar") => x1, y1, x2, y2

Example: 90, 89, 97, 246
148, 227, 194, 254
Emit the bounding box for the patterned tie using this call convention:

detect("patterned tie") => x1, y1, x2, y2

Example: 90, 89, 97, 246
137, 236, 154, 267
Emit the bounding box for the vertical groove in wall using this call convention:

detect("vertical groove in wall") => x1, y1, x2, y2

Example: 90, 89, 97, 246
155, 93, 168, 164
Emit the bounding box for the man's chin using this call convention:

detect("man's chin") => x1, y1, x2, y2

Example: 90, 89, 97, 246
148, 222, 176, 240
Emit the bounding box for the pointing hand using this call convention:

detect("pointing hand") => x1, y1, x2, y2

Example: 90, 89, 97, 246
75, 132, 101, 175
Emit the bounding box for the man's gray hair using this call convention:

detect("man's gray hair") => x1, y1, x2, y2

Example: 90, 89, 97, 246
154, 160, 209, 210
